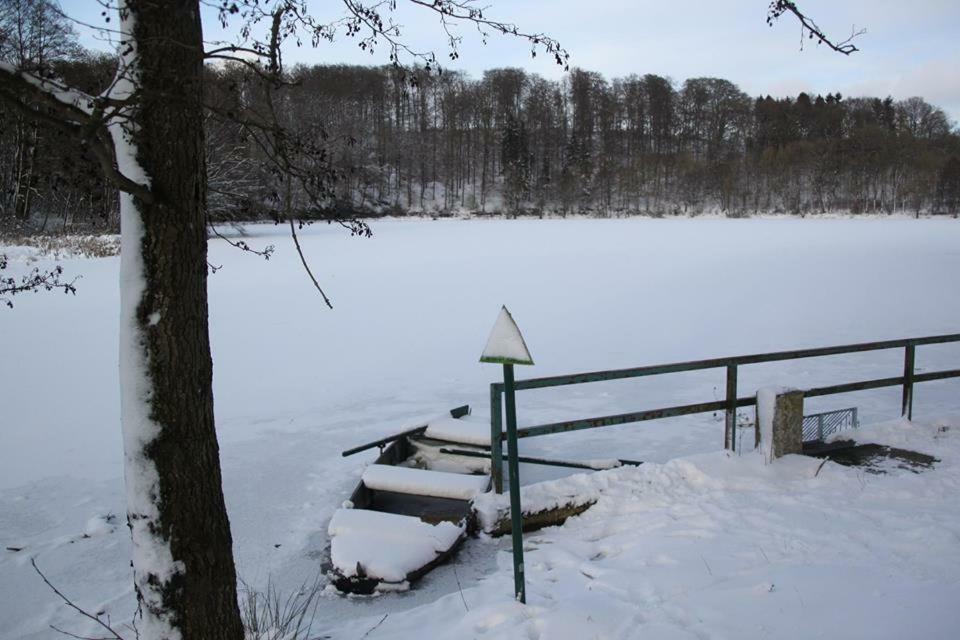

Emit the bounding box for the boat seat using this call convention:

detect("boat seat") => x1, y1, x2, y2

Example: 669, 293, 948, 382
423, 416, 492, 446
361, 464, 489, 501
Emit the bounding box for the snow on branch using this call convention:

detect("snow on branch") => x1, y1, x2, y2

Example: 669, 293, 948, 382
0, 62, 153, 203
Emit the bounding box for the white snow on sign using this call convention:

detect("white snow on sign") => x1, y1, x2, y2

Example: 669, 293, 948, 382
424, 415, 491, 446
480, 306, 534, 366
361, 464, 490, 500
328, 509, 464, 583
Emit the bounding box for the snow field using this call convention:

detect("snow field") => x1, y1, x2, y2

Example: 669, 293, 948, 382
2, 217, 960, 639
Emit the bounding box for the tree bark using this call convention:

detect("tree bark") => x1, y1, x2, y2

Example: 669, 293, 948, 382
118, 2, 243, 638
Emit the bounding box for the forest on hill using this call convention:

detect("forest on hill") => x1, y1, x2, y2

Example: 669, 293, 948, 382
4, 54, 960, 232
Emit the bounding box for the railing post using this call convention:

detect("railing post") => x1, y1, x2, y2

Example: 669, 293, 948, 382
817, 414, 824, 441
502, 363, 526, 603
724, 365, 738, 451
490, 383, 504, 493
902, 344, 915, 420
756, 388, 804, 462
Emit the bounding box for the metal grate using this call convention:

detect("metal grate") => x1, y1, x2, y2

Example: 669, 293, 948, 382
802, 407, 858, 443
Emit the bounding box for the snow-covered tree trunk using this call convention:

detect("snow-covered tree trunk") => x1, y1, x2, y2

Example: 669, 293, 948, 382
111, 2, 243, 638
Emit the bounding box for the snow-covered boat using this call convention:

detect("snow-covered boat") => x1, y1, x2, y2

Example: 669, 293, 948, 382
329, 405, 493, 593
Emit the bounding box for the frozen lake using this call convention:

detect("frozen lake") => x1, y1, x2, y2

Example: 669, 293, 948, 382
2, 217, 959, 638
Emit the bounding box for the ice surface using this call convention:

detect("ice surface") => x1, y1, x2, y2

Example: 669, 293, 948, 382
362, 464, 489, 500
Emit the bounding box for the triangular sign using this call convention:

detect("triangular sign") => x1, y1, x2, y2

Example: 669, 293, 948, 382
480, 306, 534, 366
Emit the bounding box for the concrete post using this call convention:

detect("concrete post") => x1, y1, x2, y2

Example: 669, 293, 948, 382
756, 388, 804, 462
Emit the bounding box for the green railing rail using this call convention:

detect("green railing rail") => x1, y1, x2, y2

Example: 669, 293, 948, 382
488, 332, 960, 493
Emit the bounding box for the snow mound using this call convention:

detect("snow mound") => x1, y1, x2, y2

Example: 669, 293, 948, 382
83, 514, 116, 537
473, 467, 623, 532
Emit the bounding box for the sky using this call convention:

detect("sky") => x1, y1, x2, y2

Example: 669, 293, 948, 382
65, 0, 960, 124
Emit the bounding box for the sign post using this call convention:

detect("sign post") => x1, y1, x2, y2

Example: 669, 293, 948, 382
480, 306, 534, 604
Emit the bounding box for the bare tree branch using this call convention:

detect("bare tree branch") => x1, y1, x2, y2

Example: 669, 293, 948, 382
1, 254, 78, 308
49, 624, 118, 640
767, 1, 864, 55
207, 223, 275, 259
31, 558, 125, 640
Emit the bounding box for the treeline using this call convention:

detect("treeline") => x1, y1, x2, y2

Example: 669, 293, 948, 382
4, 57, 960, 232
222, 64, 955, 218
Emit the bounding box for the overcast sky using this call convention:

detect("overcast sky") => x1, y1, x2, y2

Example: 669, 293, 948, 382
69, 0, 960, 124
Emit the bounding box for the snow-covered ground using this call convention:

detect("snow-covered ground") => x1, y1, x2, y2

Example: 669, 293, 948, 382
2, 218, 959, 639
324, 417, 960, 640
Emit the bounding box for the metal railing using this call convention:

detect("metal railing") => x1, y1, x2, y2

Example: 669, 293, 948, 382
802, 407, 858, 443
489, 332, 960, 492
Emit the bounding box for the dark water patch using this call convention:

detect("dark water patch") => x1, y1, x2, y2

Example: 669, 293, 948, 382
805, 439, 938, 474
